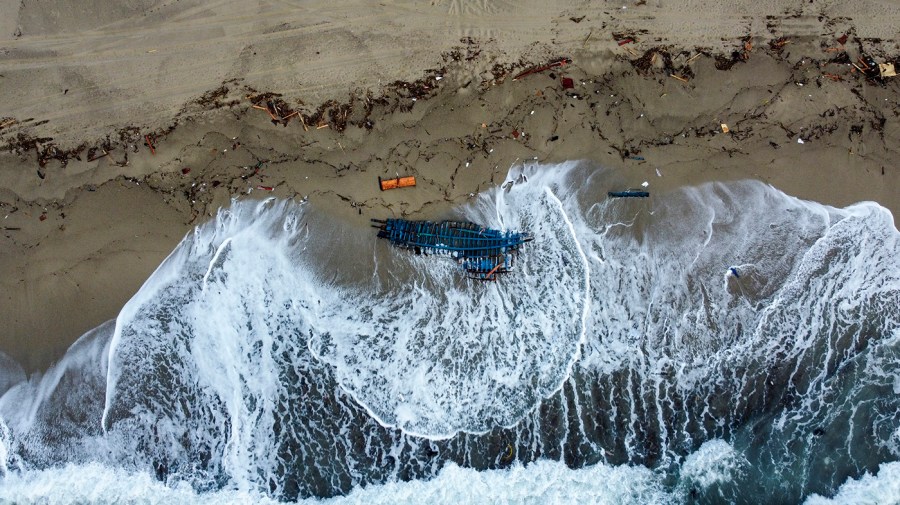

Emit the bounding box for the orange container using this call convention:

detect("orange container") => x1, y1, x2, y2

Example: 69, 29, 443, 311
379, 176, 416, 191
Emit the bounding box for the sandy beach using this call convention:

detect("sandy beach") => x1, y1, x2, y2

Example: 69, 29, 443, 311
1, 0, 898, 374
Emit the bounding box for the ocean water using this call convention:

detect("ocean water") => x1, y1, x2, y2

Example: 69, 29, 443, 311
0, 162, 898, 504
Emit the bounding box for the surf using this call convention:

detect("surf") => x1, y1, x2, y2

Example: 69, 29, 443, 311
0, 161, 897, 502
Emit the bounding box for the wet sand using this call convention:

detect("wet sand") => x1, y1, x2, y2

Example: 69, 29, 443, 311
1, 1, 899, 373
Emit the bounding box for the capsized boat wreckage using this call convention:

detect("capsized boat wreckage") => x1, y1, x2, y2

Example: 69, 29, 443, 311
372, 218, 533, 280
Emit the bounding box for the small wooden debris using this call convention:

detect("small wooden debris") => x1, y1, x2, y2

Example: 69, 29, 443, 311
88, 150, 109, 162
512, 58, 572, 80
670, 74, 689, 83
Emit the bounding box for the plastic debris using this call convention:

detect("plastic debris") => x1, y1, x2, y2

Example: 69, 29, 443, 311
561, 77, 575, 89
641, 181, 649, 187
721, 123, 730, 133
797, 138, 805, 144
880, 63, 896, 78
608, 190, 649, 198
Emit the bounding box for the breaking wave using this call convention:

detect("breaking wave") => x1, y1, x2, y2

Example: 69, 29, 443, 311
1, 161, 898, 503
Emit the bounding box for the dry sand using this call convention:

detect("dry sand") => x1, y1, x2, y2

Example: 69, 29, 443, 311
1, 0, 899, 373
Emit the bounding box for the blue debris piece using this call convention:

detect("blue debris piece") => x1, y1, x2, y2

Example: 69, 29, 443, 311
730, 267, 741, 278
608, 191, 650, 198
372, 219, 533, 279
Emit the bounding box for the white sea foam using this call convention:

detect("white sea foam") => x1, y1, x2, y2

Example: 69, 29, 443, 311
679, 439, 745, 489
311, 161, 592, 437
804, 461, 900, 505
0, 458, 669, 505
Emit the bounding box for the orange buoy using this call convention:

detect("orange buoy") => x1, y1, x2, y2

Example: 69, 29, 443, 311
379, 176, 416, 191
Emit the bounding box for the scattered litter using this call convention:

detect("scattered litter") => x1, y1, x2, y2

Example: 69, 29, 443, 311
641, 181, 649, 187
629, 156, 645, 161
837, 34, 849, 45
797, 138, 805, 144
561, 77, 575, 89
379, 176, 416, 191
549, 135, 559, 142
655, 168, 662, 177
39, 213, 47, 221
512, 130, 520, 138
181, 167, 191, 175
512, 57, 571, 80
257, 186, 274, 191
855, 54, 884, 80
670, 74, 689, 83
144, 135, 155, 155
617, 38, 634, 46
730, 267, 741, 278
721, 123, 730, 133
879, 63, 896, 78
530, 110, 534, 115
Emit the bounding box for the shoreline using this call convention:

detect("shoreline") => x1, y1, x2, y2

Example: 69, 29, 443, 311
2, 4, 900, 373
